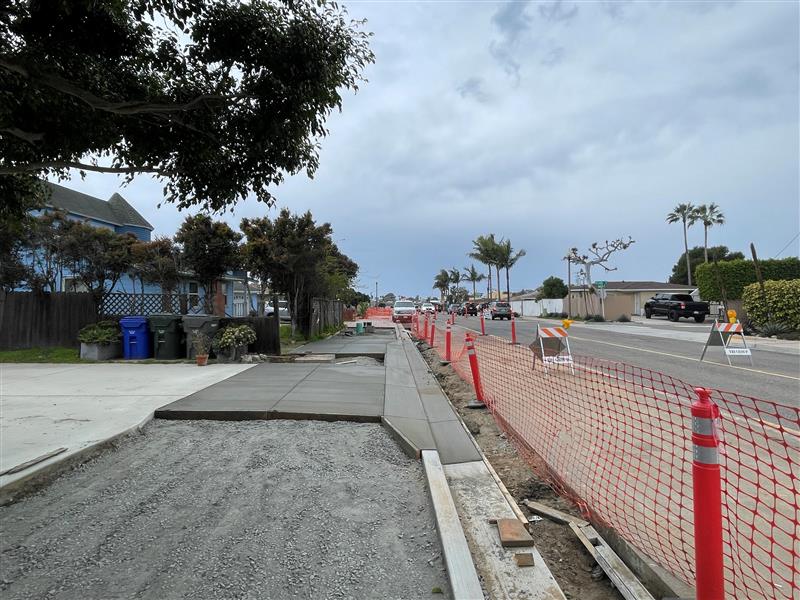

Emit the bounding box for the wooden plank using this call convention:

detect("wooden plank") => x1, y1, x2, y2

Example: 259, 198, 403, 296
421, 450, 483, 600
569, 522, 599, 559
595, 545, 657, 600
496, 518, 535, 547
514, 553, 535, 567
522, 499, 589, 527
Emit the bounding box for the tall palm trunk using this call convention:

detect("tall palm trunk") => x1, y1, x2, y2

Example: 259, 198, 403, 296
471, 280, 477, 300
703, 225, 709, 263
683, 219, 692, 286
495, 265, 501, 300
486, 267, 492, 299
505, 267, 510, 302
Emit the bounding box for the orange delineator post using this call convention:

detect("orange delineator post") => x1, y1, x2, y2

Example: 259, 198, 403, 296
466, 334, 485, 406
423, 313, 429, 340
480, 311, 486, 335
430, 319, 436, 346
445, 323, 452, 362
511, 312, 517, 344
692, 387, 725, 600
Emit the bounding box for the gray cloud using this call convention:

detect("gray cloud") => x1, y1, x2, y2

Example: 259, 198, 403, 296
457, 77, 490, 103
537, 1, 579, 24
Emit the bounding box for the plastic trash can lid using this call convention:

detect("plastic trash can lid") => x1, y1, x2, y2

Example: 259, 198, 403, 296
120, 316, 148, 326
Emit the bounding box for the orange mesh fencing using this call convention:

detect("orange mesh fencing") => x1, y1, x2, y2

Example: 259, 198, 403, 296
364, 307, 392, 319
412, 318, 799, 600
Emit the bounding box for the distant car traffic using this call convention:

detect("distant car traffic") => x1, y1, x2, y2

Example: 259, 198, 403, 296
392, 300, 416, 323
644, 294, 709, 323
457, 302, 478, 316
489, 301, 512, 320
446, 303, 460, 314
421, 302, 435, 314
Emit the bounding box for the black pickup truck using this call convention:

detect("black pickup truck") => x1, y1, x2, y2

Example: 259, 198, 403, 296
644, 294, 710, 323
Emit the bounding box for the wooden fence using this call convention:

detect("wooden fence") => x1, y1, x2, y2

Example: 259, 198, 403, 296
218, 316, 281, 355
0, 291, 98, 350
310, 298, 345, 338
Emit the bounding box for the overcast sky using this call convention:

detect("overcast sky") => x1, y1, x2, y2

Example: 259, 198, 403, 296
56, 0, 799, 299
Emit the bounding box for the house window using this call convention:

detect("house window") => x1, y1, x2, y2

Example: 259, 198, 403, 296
188, 281, 200, 308
62, 277, 88, 293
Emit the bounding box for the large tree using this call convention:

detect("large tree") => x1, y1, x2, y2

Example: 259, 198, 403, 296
668, 246, 744, 285
666, 203, 696, 286
174, 215, 241, 313
433, 269, 450, 305
689, 203, 726, 264
497, 238, 526, 302
537, 276, 568, 300
0, 0, 374, 213
131, 237, 182, 310
469, 234, 500, 300
462, 264, 486, 301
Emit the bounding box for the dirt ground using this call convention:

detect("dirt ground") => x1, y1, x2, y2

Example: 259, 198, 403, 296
417, 343, 621, 600
0, 420, 451, 600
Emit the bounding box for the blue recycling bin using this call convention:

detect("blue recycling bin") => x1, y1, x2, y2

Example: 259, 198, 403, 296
120, 316, 152, 359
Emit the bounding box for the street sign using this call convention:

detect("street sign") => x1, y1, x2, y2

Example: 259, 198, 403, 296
594, 280, 607, 289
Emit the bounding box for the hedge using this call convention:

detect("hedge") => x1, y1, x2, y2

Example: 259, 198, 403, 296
695, 257, 800, 301
742, 279, 800, 330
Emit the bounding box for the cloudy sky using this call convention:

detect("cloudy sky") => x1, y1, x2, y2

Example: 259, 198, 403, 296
57, 0, 799, 299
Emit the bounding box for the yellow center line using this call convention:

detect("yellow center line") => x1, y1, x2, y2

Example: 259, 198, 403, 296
566, 335, 800, 381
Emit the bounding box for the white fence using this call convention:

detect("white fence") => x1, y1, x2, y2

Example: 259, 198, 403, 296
510, 298, 564, 317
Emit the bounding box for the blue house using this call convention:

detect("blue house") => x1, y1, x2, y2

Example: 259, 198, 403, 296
24, 182, 247, 316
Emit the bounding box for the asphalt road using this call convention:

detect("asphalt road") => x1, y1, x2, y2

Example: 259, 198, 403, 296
449, 314, 800, 407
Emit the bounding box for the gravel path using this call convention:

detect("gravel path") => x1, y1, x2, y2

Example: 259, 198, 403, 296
0, 420, 451, 600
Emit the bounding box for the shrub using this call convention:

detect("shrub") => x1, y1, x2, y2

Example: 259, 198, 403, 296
192, 332, 210, 355
616, 314, 631, 322
755, 321, 792, 337
696, 257, 800, 301
77, 321, 120, 345
742, 279, 800, 330
590, 314, 606, 322
213, 325, 257, 351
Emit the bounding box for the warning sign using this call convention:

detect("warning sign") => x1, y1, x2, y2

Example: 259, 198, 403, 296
530, 325, 574, 374
700, 320, 753, 366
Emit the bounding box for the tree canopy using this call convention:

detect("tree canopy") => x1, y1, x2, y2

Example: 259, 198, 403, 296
1, 0, 374, 213
538, 276, 568, 300
668, 246, 744, 285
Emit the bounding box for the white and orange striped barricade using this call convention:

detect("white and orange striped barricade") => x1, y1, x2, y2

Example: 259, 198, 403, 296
700, 319, 752, 366
530, 324, 574, 374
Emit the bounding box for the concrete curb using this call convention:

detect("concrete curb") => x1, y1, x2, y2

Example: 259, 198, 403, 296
0, 411, 155, 506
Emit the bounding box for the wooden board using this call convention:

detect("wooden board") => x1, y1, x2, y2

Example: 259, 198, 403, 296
522, 499, 589, 527
496, 518, 535, 547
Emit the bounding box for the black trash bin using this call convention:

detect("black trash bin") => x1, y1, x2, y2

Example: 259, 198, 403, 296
182, 315, 221, 359
149, 313, 184, 359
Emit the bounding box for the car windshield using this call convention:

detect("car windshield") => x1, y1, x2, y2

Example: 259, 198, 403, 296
672, 294, 694, 302
496, 302, 510, 308
395, 301, 414, 308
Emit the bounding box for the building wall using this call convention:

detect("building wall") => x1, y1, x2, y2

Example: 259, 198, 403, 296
115, 224, 152, 241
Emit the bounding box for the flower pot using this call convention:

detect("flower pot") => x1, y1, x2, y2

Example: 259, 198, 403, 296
196, 354, 209, 366
80, 341, 122, 361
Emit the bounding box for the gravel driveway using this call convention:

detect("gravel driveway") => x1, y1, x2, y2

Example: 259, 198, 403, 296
0, 420, 451, 600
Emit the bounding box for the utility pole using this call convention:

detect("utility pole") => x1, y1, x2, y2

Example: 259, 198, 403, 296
564, 252, 572, 318
375, 281, 378, 307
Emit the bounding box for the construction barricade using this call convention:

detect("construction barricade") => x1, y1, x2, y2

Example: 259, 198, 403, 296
410, 324, 798, 600
700, 320, 753, 366
530, 324, 574, 374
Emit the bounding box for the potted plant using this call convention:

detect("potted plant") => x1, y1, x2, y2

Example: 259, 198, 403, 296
78, 321, 122, 360
212, 325, 257, 363
192, 332, 211, 366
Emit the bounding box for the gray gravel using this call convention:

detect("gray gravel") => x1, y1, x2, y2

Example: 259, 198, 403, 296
0, 420, 451, 600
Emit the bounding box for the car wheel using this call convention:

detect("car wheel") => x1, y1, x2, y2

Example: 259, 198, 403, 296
694, 316, 706, 323
644, 309, 651, 319
491, 316, 496, 320
668, 310, 678, 322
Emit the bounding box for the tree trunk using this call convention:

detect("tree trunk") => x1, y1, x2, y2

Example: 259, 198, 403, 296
683, 220, 692, 286
505, 267, 510, 302
486, 266, 492, 300
495, 265, 501, 300
472, 280, 477, 300
704, 226, 709, 263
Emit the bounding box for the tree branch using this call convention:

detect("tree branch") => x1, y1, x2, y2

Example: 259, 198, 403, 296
0, 161, 164, 175
1, 128, 45, 144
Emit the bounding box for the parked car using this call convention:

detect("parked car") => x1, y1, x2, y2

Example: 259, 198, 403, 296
392, 300, 416, 323
421, 302, 436, 314
265, 299, 291, 322
462, 302, 478, 316
446, 303, 460, 314
644, 294, 710, 323
489, 301, 512, 320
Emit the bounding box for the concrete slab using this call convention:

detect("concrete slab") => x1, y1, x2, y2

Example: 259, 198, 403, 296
270, 400, 383, 419
383, 384, 427, 420
306, 364, 385, 385
382, 416, 436, 452
419, 389, 459, 423
0, 363, 252, 494
430, 420, 482, 465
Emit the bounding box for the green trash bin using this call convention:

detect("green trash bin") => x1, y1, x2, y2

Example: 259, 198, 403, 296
149, 314, 184, 359
182, 315, 221, 359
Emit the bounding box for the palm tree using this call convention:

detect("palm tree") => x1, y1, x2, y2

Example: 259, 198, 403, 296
469, 234, 498, 300
497, 238, 526, 301
666, 203, 696, 286
463, 264, 486, 300
433, 269, 450, 305
690, 203, 725, 263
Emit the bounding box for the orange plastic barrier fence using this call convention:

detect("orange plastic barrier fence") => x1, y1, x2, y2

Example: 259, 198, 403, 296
364, 307, 393, 319
411, 315, 798, 600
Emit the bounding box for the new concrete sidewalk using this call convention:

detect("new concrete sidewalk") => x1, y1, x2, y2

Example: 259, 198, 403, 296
0, 362, 251, 500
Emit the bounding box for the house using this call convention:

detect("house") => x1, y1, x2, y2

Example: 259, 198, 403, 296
22, 182, 245, 316
566, 281, 698, 318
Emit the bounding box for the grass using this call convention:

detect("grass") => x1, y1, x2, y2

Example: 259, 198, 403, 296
0, 346, 82, 363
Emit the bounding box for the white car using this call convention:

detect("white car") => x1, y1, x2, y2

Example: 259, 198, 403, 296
421, 303, 435, 314
392, 300, 416, 323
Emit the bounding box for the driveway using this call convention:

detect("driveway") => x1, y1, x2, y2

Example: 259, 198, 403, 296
0, 363, 252, 491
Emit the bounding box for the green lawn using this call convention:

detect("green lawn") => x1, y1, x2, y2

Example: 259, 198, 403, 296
0, 346, 82, 363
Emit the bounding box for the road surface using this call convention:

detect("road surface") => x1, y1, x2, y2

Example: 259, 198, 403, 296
446, 314, 800, 407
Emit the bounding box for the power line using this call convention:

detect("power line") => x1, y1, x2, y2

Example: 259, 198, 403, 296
774, 232, 800, 257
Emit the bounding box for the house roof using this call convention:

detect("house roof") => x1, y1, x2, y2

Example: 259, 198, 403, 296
570, 281, 696, 292
46, 182, 154, 230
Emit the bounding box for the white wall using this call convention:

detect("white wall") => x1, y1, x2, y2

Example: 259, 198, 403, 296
510, 298, 564, 316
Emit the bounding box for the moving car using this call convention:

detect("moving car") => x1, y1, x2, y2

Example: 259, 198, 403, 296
644, 294, 710, 323
421, 302, 436, 314
392, 300, 416, 323
458, 302, 478, 316
489, 301, 512, 320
